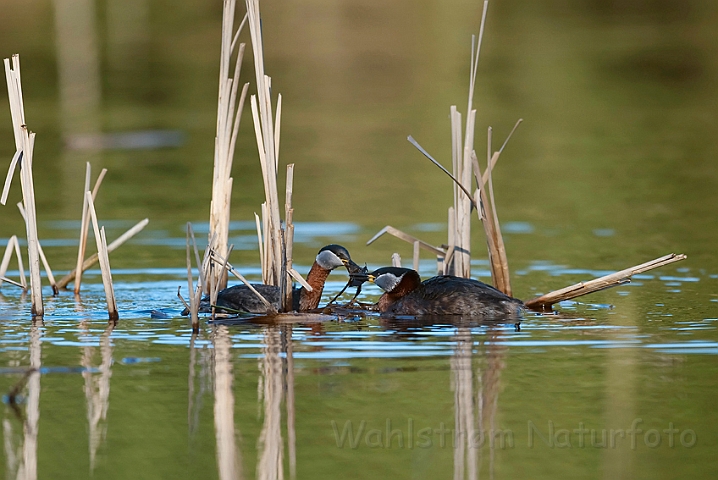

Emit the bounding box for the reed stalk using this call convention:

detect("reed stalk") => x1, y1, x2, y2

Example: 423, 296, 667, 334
282, 164, 295, 311
74, 164, 107, 294
0, 235, 26, 289
413, 241, 421, 272
3, 54, 43, 316
471, 151, 510, 294
56, 218, 148, 289
524, 253, 687, 310
17, 202, 58, 295
86, 192, 118, 320
367, 225, 446, 256
391, 253, 402, 268
247, 0, 283, 289
209, 0, 250, 293
185, 223, 200, 332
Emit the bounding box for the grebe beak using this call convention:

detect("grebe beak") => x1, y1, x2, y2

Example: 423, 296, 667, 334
348, 270, 374, 286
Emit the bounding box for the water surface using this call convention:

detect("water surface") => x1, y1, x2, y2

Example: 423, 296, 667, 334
1, 0, 717, 478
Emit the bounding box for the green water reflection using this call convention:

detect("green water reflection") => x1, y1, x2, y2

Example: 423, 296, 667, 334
0, 0, 717, 478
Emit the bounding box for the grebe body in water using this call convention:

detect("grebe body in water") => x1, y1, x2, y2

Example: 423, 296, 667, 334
359, 267, 523, 316
187, 245, 361, 314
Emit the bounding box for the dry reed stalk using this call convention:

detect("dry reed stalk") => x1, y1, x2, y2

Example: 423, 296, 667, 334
471, 151, 510, 294
74, 164, 107, 294
413, 241, 421, 272
0, 235, 26, 289
56, 218, 148, 289
367, 225, 446, 256
247, 0, 284, 289
17, 202, 58, 295
282, 164, 295, 311
524, 253, 687, 310
392, 253, 402, 268
208, 0, 250, 292
0, 276, 23, 288
185, 223, 200, 332
4, 55, 43, 316
86, 192, 118, 320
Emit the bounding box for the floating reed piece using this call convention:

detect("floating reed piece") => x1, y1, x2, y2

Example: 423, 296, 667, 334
524, 253, 687, 311
56, 218, 149, 289
209, 0, 250, 293
85, 192, 118, 321
0, 235, 26, 289
3, 54, 43, 316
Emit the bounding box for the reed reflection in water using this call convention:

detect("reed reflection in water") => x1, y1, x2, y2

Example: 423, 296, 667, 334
3, 321, 42, 480
188, 323, 298, 480
451, 323, 507, 480
80, 320, 114, 472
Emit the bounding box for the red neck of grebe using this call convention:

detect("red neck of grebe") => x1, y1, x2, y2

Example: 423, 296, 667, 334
298, 262, 331, 310
377, 272, 421, 312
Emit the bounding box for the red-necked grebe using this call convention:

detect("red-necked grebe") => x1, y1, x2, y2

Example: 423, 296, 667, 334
353, 267, 523, 316
184, 244, 362, 314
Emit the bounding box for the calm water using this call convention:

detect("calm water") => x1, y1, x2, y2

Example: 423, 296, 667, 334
1, 0, 717, 479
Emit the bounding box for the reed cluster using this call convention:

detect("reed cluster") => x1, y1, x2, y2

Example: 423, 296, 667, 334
366, 1, 685, 306
2, 55, 147, 319
208, 0, 250, 293
2, 55, 44, 316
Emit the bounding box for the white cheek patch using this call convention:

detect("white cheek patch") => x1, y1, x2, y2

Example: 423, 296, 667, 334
375, 273, 400, 292
316, 250, 343, 270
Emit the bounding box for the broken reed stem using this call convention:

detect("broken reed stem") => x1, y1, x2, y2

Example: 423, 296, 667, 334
209, 0, 249, 292
0, 276, 23, 288
0, 235, 26, 289
392, 253, 402, 268
480, 119, 522, 186
484, 127, 511, 296
282, 164, 294, 311
186, 223, 200, 332
4, 54, 43, 316
413, 241, 420, 272
86, 192, 118, 320
56, 218, 148, 289
367, 225, 446, 256
471, 151, 510, 294
74, 164, 107, 294
17, 202, 57, 294
524, 253, 687, 310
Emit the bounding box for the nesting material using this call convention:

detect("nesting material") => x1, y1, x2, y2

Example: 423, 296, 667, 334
3, 54, 43, 316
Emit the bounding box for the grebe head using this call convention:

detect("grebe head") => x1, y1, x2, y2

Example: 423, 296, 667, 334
356, 267, 422, 293
315, 244, 361, 272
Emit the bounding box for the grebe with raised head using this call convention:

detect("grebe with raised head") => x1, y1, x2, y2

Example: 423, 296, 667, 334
184, 244, 362, 314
